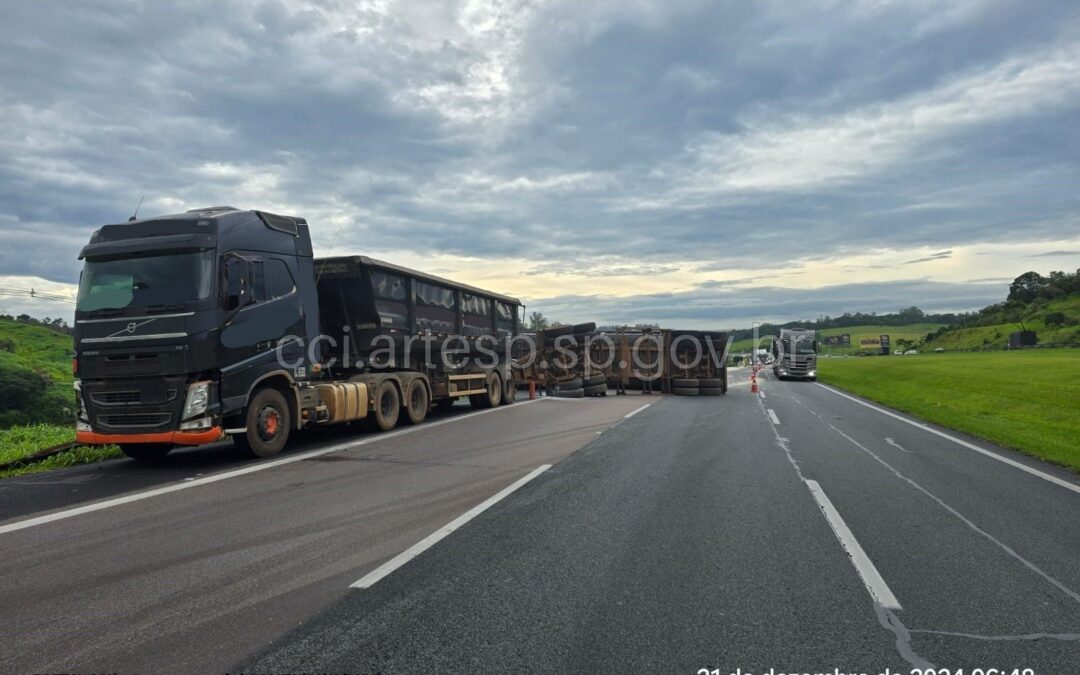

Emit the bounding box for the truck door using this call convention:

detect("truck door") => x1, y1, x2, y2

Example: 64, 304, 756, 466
219, 254, 307, 413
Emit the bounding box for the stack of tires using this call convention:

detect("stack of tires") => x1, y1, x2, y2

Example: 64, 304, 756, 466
583, 373, 608, 397
672, 377, 726, 396
554, 373, 608, 398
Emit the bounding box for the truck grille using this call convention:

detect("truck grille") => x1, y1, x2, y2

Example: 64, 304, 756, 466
89, 388, 178, 406
97, 412, 172, 429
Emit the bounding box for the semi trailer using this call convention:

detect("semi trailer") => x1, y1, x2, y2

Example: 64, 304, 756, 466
771, 328, 817, 380
73, 206, 521, 461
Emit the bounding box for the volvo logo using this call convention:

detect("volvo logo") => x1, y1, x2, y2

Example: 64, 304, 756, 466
107, 317, 156, 339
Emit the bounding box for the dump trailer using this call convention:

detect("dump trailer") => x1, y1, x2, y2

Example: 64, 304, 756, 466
772, 328, 817, 380
73, 207, 521, 461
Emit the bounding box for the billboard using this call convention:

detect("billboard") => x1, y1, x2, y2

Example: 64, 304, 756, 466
858, 335, 890, 354
825, 333, 850, 346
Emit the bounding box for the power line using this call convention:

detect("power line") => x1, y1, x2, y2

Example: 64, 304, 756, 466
0, 286, 76, 304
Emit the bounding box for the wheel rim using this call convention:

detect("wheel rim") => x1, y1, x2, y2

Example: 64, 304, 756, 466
258, 406, 281, 441
381, 389, 394, 419
411, 386, 424, 414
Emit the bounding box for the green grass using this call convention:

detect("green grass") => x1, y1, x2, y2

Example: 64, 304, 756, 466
819, 351, 1080, 471
0, 424, 121, 479
0, 318, 75, 426
923, 295, 1080, 350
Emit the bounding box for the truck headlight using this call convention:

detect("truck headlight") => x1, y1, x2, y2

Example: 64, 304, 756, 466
182, 381, 211, 420
808, 370, 817, 377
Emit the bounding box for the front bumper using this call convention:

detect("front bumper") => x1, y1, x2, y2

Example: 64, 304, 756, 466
77, 427, 224, 446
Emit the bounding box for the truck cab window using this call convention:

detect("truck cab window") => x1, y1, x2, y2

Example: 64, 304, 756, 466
267, 259, 296, 298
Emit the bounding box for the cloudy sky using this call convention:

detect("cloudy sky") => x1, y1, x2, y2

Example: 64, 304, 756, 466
1, 0, 1079, 327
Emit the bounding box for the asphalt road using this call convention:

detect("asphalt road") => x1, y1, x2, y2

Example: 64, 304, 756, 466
0, 394, 649, 674
3, 369, 1080, 674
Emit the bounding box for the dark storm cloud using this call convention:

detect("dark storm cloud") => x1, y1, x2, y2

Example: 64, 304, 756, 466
0, 0, 1078, 325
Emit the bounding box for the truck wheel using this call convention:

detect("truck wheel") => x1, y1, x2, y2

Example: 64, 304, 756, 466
584, 383, 607, 396
372, 380, 400, 431
235, 387, 291, 458
119, 443, 173, 462
673, 378, 699, 388
672, 386, 699, 396
471, 372, 502, 409
403, 379, 429, 425
584, 373, 606, 387
699, 378, 723, 388
503, 373, 517, 404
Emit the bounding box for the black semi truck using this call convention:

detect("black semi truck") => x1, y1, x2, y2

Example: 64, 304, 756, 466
74, 207, 521, 460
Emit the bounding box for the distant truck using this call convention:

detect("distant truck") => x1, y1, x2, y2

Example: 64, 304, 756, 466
73, 207, 521, 461
771, 328, 817, 381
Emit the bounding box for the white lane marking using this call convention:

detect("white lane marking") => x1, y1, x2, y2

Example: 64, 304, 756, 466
767, 408, 780, 425
759, 390, 766, 400
624, 403, 652, 419
757, 397, 906, 615
826, 420, 1080, 605
350, 463, 551, 589
815, 383, 1080, 496
885, 437, 912, 454
0, 398, 549, 536
805, 479, 902, 610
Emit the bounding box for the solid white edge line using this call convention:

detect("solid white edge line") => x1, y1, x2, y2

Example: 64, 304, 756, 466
767, 408, 780, 425
0, 398, 551, 536
805, 479, 902, 611
815, 383, 1080, 496
350, 463, 552, 589
624, 403, 652, 419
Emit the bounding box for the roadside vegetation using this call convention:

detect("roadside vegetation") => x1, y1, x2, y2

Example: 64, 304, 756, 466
0, 317, 121, 477
0, 424, 121, 478
819, 351, 1080, 472
0, 317, 75, 427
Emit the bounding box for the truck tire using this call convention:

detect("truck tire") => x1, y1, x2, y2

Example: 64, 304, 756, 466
556, 387, 584, 398
672, 386, 699, 396
371, 380, 400, 431
503, 373, 517, 404
234, 387, 291, 458
558, 377, 583, 391
584, 373, 606, 387
673, 378, 699, 388
584, 383, 607, 396
699, 378, 723, 389
471, 372, 503, 409
403, 379, 429, 425
699, 387, 724, 396
119, 443, 173, 462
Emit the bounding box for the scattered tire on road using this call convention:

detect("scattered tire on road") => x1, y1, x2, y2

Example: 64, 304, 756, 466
557, 387, 585, 398
672, 386, 700, 396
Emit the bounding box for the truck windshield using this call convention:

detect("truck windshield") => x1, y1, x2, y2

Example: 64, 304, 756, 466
77, 251, 214, 313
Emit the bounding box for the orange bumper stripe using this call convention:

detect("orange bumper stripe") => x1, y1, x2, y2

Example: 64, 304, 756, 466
77, 427, 225, 446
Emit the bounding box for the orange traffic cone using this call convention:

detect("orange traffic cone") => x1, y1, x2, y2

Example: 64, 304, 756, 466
751, 373, 759, 394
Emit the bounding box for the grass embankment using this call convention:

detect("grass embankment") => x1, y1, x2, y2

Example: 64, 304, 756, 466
819, 351, 1080, 472
924, 296, 1080, 350
0, 424, 121, 478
